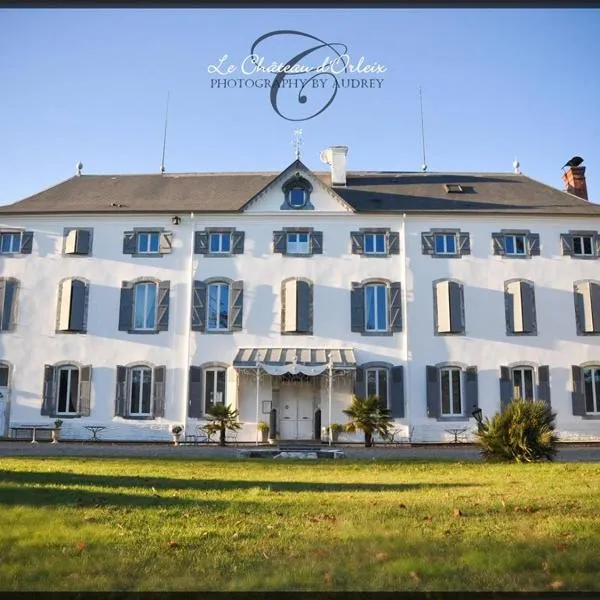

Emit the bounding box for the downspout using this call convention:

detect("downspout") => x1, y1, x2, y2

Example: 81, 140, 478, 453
184, 212, 195, 427
401, 212, 411, 432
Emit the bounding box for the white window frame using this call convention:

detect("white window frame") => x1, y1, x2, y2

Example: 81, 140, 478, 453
511, 366, 536, 401
572, 235, 594, 257
287, 232, 310, 255
440, 366, 463, 416
366, 367, 389, 407
0, 232, 21, 254
128, 365, 153, 416
583, 366, 600, 415
204, 367, 226, 412
364, 283, 388, 332
133, 282, 157, 331
136, 232, 160, 255
207, 282, 230, 331
434, 233, 457, 255
55, 365, 79, 415
504, 234, 526, 256
364, 233, 386, 255
209, 232, 231, 254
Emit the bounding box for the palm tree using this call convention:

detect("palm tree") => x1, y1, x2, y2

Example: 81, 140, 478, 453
205, 403, 243, 447
343, 395, 393, 448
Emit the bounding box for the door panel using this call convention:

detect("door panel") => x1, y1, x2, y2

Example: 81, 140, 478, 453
279, 380, 313, 440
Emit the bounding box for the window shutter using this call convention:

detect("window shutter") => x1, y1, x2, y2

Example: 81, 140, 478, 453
296, 280, 312, 334
389, 282, 402, 332
273, 231, 286, 254
499, 366, 512, 412
571, 366, 586, 416
458, 232, 471, 256
353, 366, 366, 399
41, 364, 56, 416
64, 229, 77, 254
505, 284, 515, 334
449, 281, 465, 333
574, 283, 585, 335
527, 233, 540, 256
421, 232, 434, 255
194, 231, 208, 255
56, 279, 71, 332
521, 281, 536, 334
390, 366, 405, 418
350, 282, 365, 333
560, 233, 573, 256
156, 280, 170, 331
231, 231, 245, 254
153, 366, 166, 417
590, 282, 600, 333
465, 366, 479, 415
2, 279, 18, 332
350, 231, 364, 254
311, 231, 323, 255
118, 282, 133, 331
75, 229, 91, 255
595, 235, 600, 258
122, 231, 137, 255
0, 279, 5, 330
492, 233, 505, 255
537, 365, 551, 406
115, 366, 127, 417
188, 366, 203, 418
191, 280, 207, 332
20, 231, 33, 254
79, 365, 92, 416
388, 231, 400, 255
159, 232, 173, 254
70, 280, 87, 332
281, 280, 288, 333
426, 366, 440, 419
230, 280, 244, 332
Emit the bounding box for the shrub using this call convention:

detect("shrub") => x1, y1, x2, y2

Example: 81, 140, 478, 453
257, 421, 269, 433
343, 396, 393, 448
171, 425, 183, 435
206, 403, 243, 446
476, 399, 558, 463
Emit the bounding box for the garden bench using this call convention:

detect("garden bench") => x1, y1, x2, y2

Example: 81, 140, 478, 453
9, 425, 53, 443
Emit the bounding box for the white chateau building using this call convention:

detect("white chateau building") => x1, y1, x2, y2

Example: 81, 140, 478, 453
0, 146, 599, 443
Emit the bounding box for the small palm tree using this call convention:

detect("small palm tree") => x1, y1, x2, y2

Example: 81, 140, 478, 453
206, 403, 243, 447
343, 395, 393, 448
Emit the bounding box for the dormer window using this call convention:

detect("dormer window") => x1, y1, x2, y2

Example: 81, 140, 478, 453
282, 177, 313, 211
289, 187, 307, 208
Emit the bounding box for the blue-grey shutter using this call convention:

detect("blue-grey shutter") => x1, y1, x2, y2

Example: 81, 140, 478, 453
194, 232, 208, 255
574, 284, 585, 335
388, 232, 400, 255
351, 231, 364, 254
159, 232, 173, 254
590, 282, 600, 333
528, 233, 540, 256
350, 282, 365, 333
192, 280, 207, 332
571, 366, 585, 416
123, 231, 137, 255
115, 366, 127, 417
157, 280, 170, 331
390, 366, 405, 418
426, 366, 440, 419
231, 231, 245, 255
500, 366, 512, 412
75, 230, 91, 255
311, 231, 323, 255
389, 282, 402, 332
449, 281, 464, 333
560, 234, 573, 256
1, 279, 18, 332
230, 280, 244, 332
492, 233, 505, 255
70, 280, 87, 332
79, 365, 92, 416
273, 231, 286, 254
41, 364, 55, 416
20, 231, 33, 254
354, 367, 365, 399
153, 366, 166, 418
465, 366, 478, 414
537, 365, 551, 406
505, 286, 515, 334
421, 232, 434, 255
595, 235, 600, 258
296, 280, 312, 334
118, 282, 133, 331
0, 279, 5, 330
458, 232, 471, 256
521, 281, 536, 334
189, 366, 203, 418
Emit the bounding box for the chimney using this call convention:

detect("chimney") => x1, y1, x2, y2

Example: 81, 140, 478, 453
562, 161, 588, 201
320, 146, 348, 186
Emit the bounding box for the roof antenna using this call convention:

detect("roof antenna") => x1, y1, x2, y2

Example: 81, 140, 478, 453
160, 91, 170, 174
513, 157, 521, 174
418, 86, 428, 172
293, 128, 303, 160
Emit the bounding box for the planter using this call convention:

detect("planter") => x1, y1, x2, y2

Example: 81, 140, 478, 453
172, 434, 180, 447
260, 430, 269, 443
51, 429, 59, 444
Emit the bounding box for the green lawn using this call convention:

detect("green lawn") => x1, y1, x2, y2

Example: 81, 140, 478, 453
0, 457, 599, 591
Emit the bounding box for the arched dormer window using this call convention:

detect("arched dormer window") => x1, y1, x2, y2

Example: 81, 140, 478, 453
281, 177, 313, 210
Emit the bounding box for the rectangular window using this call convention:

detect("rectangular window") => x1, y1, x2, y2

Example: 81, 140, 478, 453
366, 368, 388, 407
0, 365, 8, 388
364, 233, 386, 254
365, 284, 388, 331
208, 283, 229, 331
56, 366, 79, 414
287, 233, 310, 254
205, 368, 226, 412
434, 233, 456, 255
136, 232, 160, 254
0, 232, 21, 254
573, 236, 594, 257
130, 367, 152, 415
209, 232, 231, 254
440, 368, 462, 416
133, 283, 157, 330
583, 367, 600, 414
505, 235, 526, 256
512, 367, 534, 400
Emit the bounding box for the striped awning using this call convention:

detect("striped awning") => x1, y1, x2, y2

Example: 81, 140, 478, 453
233, 348, 356, 370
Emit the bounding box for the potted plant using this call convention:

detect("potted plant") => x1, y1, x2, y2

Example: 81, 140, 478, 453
257, 421, 269, 443
52, 419, 63, 444
326, 422, 343, 443
205, 404, 243, 447
171, 424, 183, 446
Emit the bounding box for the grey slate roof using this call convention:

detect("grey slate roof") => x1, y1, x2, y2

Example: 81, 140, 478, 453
1, 167, 598, 216
233, 347, 356, 369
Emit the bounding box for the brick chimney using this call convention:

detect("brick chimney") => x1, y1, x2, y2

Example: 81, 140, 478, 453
562, 165, 588, 201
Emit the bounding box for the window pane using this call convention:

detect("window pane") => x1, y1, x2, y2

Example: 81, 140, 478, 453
375, 234, 385, 253
593, 369, 600, 413
516, 236, 525, 254
505, 236, 515, 254
290, 188, 305, 206
0, 366, 8, 387
524, 369, 534, 400
573, 237, 583, 255
205, 370, 215, 408
142, 369, 152, 414
288, 233, 297, 243
583, 237, 593, 255
216, 370, 226, 404
365, 235, 374, 253
512, 369, 522, 399
131, 369, 141, 413
435, 235, 445, 253
452, 370, 461, 414
378, 369, 388, 407
209, 234, 220, 252
221, 234, 231, 252
134, 284, 146, 329
149, 233, 159, 252
584, 369, 594, 413
57, 369, 70, 413
219, 285, 229, 329
365, 286, 375, 330
366, 369, 377, 397
446, 235, 456, 254
1, 235, 9, 253
68, 369, 79, 413
441, 370, 450, 415
208, 285, 219, 329
145, 286, 156, 329
376, 286, 387, 330
299, 234, 308, 243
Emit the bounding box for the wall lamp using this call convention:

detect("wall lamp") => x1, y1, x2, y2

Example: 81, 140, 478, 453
171, 216, 181, 225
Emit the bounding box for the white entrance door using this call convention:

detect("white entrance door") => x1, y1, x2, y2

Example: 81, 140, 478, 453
0, 387, 8, 438
279, 380, 314, 440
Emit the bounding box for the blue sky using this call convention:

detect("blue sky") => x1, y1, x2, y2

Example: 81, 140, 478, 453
1, 8, 599, 205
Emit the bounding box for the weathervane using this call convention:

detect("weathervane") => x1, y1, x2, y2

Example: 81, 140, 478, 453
293, 129, 303, 160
